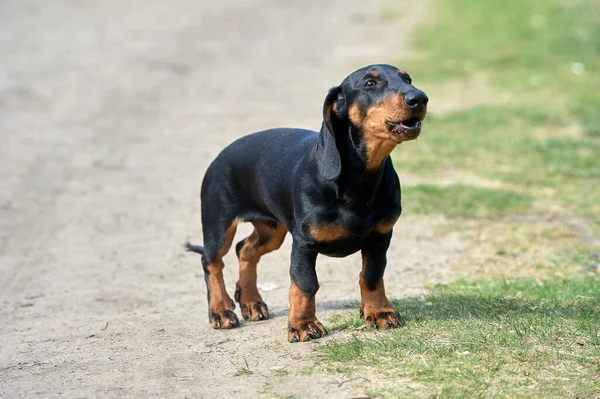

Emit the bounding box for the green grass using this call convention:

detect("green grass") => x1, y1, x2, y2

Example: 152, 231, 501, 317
235, 367, 252, 376
407, 0, 600, 82
403, 184, 534, 218
297, 367, 315, 376
234, 358, 253, 376
312, 1, 600, 397
392, 0, 600, 218
328, 312, 365, 331
271, 368, 290, 377
324, 276, 600, 397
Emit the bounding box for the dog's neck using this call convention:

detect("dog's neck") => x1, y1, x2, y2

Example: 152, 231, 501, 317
336, 126, 391, 205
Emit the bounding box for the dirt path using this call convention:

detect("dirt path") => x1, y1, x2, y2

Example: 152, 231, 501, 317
0, 1, 463, 397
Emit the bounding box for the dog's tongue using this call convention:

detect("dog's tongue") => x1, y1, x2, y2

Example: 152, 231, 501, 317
390, 123, 404, 133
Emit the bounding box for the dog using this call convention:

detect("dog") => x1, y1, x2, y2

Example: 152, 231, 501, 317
186, 64, 428, 342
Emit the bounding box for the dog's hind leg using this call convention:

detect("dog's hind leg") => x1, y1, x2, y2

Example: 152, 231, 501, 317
200, 217, 240, 329
234, 220, 287, 321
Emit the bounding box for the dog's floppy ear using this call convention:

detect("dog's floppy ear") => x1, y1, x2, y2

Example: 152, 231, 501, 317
316, 86, 346, 181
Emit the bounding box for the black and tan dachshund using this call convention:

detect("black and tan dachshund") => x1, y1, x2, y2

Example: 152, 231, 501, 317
186, 64, 428, 342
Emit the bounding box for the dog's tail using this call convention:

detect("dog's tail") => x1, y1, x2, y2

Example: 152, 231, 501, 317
184, 242, 205, 255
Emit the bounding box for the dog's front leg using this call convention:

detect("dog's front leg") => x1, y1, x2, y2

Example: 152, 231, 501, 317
287, 241, 328, 342
359, 232, 405, 329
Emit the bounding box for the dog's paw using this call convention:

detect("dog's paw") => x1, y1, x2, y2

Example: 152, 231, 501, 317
240, 300, 270, 321
209, 309, 240, 329
234, 282, 270, 321
361, 309, 405, 329
287, 319, 329, 343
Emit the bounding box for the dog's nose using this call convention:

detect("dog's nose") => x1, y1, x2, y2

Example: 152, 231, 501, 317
404, 90, 429, 109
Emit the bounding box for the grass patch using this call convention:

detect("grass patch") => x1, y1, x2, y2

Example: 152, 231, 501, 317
234, 366, 252, 376
271, 368, 290, 377
321, 0, 600, 396
328, 312, 363, 331
403, 184, 534, 218
323, 276, 600, 397
233, 358, 253, 376
398, 106, 600, 216
296, 367, 315, 376
392, 0, 600, 217
450, 221, 585, 279
405, 0, 600, 91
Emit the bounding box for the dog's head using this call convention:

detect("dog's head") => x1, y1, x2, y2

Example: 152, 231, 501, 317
317, 64, 428, 180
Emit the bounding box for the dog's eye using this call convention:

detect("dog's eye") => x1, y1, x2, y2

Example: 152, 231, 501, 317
364, 79, 377, 88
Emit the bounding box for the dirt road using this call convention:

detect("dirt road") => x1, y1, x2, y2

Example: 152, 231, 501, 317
0, 1, 463, 397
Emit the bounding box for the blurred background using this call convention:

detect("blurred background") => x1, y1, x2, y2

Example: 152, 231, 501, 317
394, 0, 600, 279
1, 0, 598, 397
397, 0, 600, 222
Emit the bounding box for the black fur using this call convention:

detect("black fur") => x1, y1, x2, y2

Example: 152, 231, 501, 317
184, 242, 205, 255
187, 64, 428, 333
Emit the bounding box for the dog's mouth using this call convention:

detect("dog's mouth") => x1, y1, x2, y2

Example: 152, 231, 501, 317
386, 117, 422, 140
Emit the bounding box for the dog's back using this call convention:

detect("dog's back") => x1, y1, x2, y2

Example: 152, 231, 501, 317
201, 128, 317, 230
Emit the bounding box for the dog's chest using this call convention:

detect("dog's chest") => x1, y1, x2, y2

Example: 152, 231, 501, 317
306, 202, 400, 256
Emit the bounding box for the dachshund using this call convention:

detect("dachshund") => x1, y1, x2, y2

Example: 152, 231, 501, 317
186, 64, 428, 342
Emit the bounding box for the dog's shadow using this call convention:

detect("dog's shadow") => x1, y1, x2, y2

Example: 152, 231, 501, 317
269, 282, 598, 323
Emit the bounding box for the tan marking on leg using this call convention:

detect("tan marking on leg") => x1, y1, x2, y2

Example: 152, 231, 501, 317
288, 283, 316, 323
287, 283, 327, 342
236, 221, 286, 320
359, 252, 404, 329
206, 219, 240, 329
308, 223, 351, 242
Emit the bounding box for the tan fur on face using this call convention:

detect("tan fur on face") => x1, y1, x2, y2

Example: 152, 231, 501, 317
349, 95, 412, 171
349, 102, 362, 126
324, 101, 334, 130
